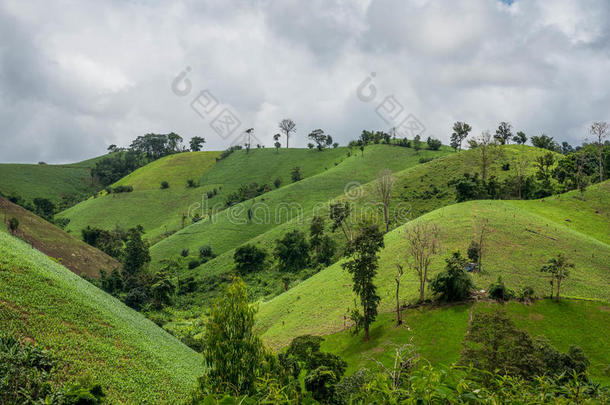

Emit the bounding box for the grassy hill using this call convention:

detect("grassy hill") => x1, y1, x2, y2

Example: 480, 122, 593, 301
0, 231, 203, 403
0, 161, 100, 204
58, 148, 352, 244
320, 299, 610, 384
256, 183, 610, 349
0, 197, 120, 277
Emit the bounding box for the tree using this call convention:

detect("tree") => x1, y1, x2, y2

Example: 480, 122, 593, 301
8, 217, 19, 234
274, 230, 310, 272
122, 226, 150, 281
473, 131, 497, 182
279, 119, 296, 148
150, 270, 175, 309
234, 244, 267, 274
494, 122, 513, 145
540, 253, 573, 300
329, 201, 352, 242
376, 169, 395, 233
308, 129, 331, 151
590, 121, 608, 182
450, 122, 472, 151
426, 137, 442, 151
291, 167, 302, 182
342, 223, 385, 341
514, 155, 530, 199
190, 136, 206, 151
430, 251, 474, 302
167, 132, 184, 152
33, 197, 56, 221
403, 222, 440, 302
413, 135, 421, 151
273, 133, 281, 152
472, 217, 490, 272
244, 128, 254, 154
531, 134, 560, 152
201, 277, 265, 395
394, 257, 404, 326
513, 131, 527, 144
310, 216, 336, 266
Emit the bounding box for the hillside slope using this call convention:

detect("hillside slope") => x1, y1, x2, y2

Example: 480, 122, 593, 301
0, 161, 99, 203
256, 183, 610, 348
0, 232, 203, 403
0, 197, 120, 277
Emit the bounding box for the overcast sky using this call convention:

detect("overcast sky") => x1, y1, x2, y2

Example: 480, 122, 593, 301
1, 0, 609, 163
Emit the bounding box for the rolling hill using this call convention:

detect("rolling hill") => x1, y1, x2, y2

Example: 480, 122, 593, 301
0, 158, 101, 204
256, 182, 610, 349
0, 196, 120, 277
0, 231, 203, 403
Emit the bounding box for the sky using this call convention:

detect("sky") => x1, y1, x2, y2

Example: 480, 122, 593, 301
0, 0, 609, 163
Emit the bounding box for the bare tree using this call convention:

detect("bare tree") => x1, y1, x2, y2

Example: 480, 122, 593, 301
376, 169, 395, 233
279, 119, 296, 149
472, 131, 500, 182
590, 122, 608, 182
404, 222, 441, 302
472, 216, 491, 272
366, 341, 417, 390
394, 256, 404, 326
514, 155, 530, 200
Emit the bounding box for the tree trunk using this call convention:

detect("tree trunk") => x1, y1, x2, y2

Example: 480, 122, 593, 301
364, 320, 370, 342
556, 278, 561, 300
384, 204, 389, 233
396, 279, 402, 326
419, 277, 425, 302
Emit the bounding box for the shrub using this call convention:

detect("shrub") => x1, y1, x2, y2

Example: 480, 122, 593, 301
180, 248, 189, 257
430, 251, 474, 302
124, 287, 149, 310
8, 217, 19, 233
418, 157, 433, 164
160, 181, 169, 189
274, 230, 310, 272
274, 178, 282, 189
518, 286, 536, 302
234, 244, 267, 274
426, 137, 442, 150
291, 167, 303, 182
188, 260, 201, 270
112, 185, 133, 193
488, 276, 515, 302
502, 163, 511, 171
199, 245, 216, 263
186, 179, 198, 188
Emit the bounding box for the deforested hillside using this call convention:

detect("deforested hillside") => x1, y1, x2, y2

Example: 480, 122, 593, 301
0, 231, 203, 403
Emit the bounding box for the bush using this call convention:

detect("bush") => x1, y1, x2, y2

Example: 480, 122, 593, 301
418, 157, 433, 164
188, 260, 201, 270
518, 286, 536, 302
291, 167, 303, 182
426, 137, 442, 150
8, 217, 19, 233
234, 244, 267, 274
124, 287, 149, 310
199, 245, 216, 263
160, 181, 169, 189
186, 179, 198, 188
112, 185, 133, 193
502, 163, 511, 171
430, 251, 474, 302
274, 178, 282, 189
488, 277, 515, 302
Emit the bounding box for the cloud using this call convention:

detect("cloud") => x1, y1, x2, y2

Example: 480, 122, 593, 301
0, 0, 608, 163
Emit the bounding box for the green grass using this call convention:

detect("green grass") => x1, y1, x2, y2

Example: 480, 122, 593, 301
0, 231, 203, 404
0, 162, 100, 203
256, 184, 610, 349
149, 145, 450, 268
0, 197, 120, 277
320, 299, 610, 384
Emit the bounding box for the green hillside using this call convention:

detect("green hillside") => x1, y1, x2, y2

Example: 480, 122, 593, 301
0, 231, 203, 403
0, 161, 100, 203
256, 183, 610, 349
321, 299, 610, 384
0, 197, 120, 278
59, 148, 352, 244
149, 145, 449, 266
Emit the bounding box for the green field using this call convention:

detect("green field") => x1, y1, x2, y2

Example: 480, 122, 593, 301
0, 161, 100, 203
320, 299, 610, 384
0, 197, 120, 277
256, 182, 610, 349
0, 232, 203, 403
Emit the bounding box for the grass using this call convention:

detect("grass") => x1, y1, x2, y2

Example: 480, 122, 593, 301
149, 145, 450, 268
0, 197, 120, 277
0, 161, 100, 203
0, 231, 204, 404
256, 183, 610, 349
319, 299, 610, 384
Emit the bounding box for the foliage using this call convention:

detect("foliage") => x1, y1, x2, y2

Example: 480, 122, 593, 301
189, 136, 206, 152
91, 150, 148, 187
8, 217, 18, 233
430, 251, 474, 302
274, 230, 310, 272
200, 277, 266, 395
450, 121, 472, 151
233, 244, 267, 274
531, 134, 561, 152
494, 121, 513, 145
488, 276, 515, 302
308, 129, 333, 151
426, 137, 442, 150
291, 166, 303, 182
540, 253, 573, 299
160, 181, 169, 189
342, 223, 385, 341
225, 182, 270, 206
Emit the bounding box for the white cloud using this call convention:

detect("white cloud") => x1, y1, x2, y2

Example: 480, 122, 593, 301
0, 0, 608, 163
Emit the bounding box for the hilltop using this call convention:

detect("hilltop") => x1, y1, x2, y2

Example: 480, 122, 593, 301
0, 196, 120, 277
0, 231, 203, 403
256, 182, 610, 348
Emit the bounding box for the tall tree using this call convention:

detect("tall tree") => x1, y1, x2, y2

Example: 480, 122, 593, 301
540, 253, 573, 300
450, 122, 472, 151
514, 155, 530, 200
404, 222, 440, 302
201, 277, 265, 395
590, 121, 608, 182
167, 132, 184, 152
474, 131, 496, 182
376, 169, 395, 233
394, 257, 404, 326
279, 119, 296, 148
308, 129, 330, 151
244, 128, 254, 154
189, 136, 206, 151
329, 202, 353, 242
494, 122, 513, 145
512, 131, 527, 145
122, 226, 150, 284
342, 223, 385, 341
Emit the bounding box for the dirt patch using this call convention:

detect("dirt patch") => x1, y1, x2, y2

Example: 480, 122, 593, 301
599, 306, 610, 312
528, 313, 544, 321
